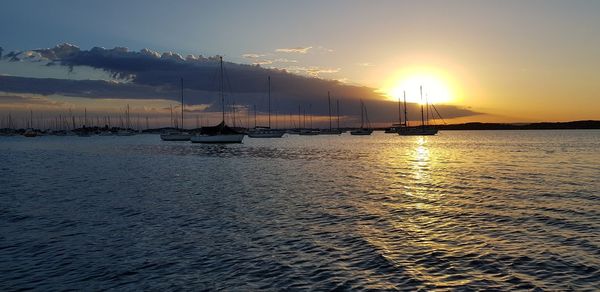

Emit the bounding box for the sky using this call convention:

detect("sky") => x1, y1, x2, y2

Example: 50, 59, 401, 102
1, 0, 599, 128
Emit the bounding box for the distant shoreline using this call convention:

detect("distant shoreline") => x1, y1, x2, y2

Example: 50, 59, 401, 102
374, 120, 600, 131
433, 120, 600, 131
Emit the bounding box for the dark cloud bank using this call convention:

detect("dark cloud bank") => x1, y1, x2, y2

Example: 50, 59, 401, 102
0, 43, 480, 123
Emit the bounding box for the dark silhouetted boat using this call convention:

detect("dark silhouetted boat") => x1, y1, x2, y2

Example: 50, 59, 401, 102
398, 86, 438, 136
191, 57, 244, 144
162, 78, 191, 141
320, 91, 342, 135
247, 76, 285, 138
350, 100, 373, 135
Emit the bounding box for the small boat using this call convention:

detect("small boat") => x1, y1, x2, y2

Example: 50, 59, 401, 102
117, 130, 135, 136
23, 128, 37, 137
350, 128, 373, 135
398, 126, 438, 136
320, 129, 342, 135
398, 86, 439, 136
384, 126, 399, 133
190, 122, 244, 143
248, 127, 285, 138
299, 129, 320, 135
77, 129, 92, 137
350, 100, 373, 135
190, 57, 245, 144
162, 78, 191, 141
161, 130, 191, 141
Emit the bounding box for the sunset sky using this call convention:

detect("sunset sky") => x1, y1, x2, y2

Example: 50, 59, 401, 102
1, 0, 599, 127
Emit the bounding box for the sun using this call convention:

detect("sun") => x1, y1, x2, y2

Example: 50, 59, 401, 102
383, 71, 455, 105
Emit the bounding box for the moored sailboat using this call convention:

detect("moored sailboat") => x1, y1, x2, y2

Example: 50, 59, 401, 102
191, 57, 244, 144
350, 100, 373, 135
320, 91, 342, 135
161, 78, 191, 141
398, 86, 438, 136
247, 76, 285, 138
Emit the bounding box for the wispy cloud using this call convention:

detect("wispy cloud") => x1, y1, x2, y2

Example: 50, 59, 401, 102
356, 62, 374, 67
0, 93, 64, 107
273, 58, 297, 63
252, 60, 273, 66
283, 66, 340, 77
275, 46, 312, 54
242, 53, 266, 59
315, 46, 334, 53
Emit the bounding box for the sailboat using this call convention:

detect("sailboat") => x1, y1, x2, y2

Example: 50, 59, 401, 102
247, 76, 285, 138
320, 91, 342, 135
161, 78, 192, 141
385, 93, 403, 133
23, 110, 38, 137
398, 86, 438, 136
117, 105, 136, 136
350, 100, 373, 135
190, 57, 245, 144
299, 104, 320, 135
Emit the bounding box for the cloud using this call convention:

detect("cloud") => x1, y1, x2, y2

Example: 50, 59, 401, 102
356, 62, 374, 67
242, 53, 266, 59
275, 46, 312, 54
0, 94, 64, 107
283, 66, 340, 77
273, 58, 297, 63
252, 60, 273, 66
0, 43, 481, 123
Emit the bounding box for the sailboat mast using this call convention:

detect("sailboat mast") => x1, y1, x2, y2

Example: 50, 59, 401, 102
254, 105, 257, 128
420, 86, 425, 129
360, 100, 364, 129
328, 91, 332, 131
403, 91, 408, 126
220, 56, 225, 123
170, 104, 173, 128
426, 94, 429, 126
303, 107, 306, 129
268, 76, 271, 128
337, 99, 340, 129
181, 78, 184, 129
398, 94, 402, 126
309, 104, 312, 129
233, 102, 236, 128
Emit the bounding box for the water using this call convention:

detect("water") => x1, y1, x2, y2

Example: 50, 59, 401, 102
1, 130, 599, 291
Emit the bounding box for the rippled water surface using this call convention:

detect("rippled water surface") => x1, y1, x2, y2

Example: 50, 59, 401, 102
1, 130, 599, 290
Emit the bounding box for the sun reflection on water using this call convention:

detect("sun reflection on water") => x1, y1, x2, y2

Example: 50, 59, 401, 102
412, 137, 431, 182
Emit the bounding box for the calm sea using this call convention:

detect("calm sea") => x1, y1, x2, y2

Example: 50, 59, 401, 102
1, 130, 599, 291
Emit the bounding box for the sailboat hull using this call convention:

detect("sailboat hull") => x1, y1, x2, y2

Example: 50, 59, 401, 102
299, 130, 320, 135
247, 130, 285, 138
319, 129, 342, 135
398, 127, 438, 136
350, 129, 373, 135
190, 134, 245, 144
160, 133, 191, 141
